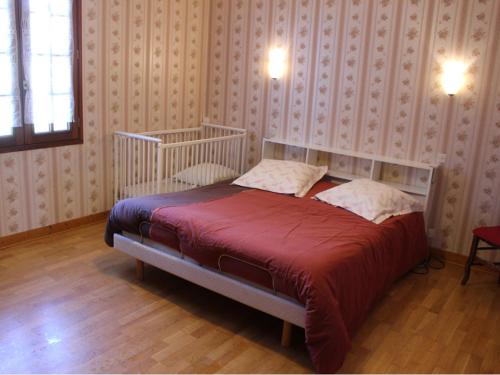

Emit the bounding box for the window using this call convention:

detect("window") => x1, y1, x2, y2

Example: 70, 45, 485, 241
0, 0, 81, 153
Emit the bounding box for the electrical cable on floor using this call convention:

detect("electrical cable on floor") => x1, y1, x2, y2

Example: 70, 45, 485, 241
411, 261, 429, 274
411, 253, 445, 275
428, 254, 445, 270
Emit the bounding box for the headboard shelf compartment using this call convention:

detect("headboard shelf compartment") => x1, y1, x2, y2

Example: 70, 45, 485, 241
262, 138, 440, 216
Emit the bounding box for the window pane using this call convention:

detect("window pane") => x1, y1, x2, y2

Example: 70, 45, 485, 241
0, 12, 12, 51
0, 54, 15, 95
32, 91, 51, 133
30, 54, 52, 131
52, 56, 72, 94
0, 97, 15, 136
33, 121, 50, 134
0, 0, 21, 136
52, 95, 71, 131
0, 0, 10, 9
49, 0, 71, 16
30, 54, 51, 94
29, 11, 51, 54
50, 16, 72, 55
23, 0, 75, 133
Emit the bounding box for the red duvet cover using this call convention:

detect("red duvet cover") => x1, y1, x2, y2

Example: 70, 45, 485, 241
106, 181, 428, 372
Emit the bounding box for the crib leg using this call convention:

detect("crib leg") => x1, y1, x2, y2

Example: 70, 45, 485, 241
281, 321, 292, 347
136, 259, 145, 280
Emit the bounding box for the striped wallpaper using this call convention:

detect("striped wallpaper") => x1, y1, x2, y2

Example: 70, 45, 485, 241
205, 0, 500, 255
0, 0, 208, 236
0, 0, 499, 257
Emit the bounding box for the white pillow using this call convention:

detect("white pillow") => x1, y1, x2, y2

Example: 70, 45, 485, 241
232, 159, 327, 197
173, 163, 238, 186
314, 178, 423, 223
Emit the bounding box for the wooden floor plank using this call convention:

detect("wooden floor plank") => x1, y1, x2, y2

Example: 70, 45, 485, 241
0, 221, 498, 373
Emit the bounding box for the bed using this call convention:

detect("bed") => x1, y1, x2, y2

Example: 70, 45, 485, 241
105, 174, 430, 372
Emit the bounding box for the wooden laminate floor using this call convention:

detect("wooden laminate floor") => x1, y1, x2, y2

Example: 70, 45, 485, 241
0, 222, 499, 373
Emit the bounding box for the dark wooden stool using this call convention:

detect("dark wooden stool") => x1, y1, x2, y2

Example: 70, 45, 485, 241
461, 226, 500, 285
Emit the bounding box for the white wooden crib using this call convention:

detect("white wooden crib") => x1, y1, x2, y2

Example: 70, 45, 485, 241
113, 121, 247, 201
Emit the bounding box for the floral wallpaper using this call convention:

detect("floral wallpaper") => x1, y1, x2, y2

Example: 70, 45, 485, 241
1, 0, 499, 258
205, 0, 500, 255
0, 0, 208, 237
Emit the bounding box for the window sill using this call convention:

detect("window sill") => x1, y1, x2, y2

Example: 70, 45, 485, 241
0, 138, 84, 154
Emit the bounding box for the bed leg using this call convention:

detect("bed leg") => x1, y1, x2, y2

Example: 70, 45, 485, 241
136, 259, 145, 280
281, 321, 292, 347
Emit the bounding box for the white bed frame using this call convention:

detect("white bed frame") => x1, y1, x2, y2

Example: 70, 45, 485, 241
115, 233, 305, 339
113, 138, 440, 346
262, 138, 440, 220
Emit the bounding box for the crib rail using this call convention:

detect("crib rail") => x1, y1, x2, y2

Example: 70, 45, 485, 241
142, 127, 201, 145
114, 131, 161, 201
201, 122, 246, 139
158, 133, 246, 194
114, 122, 247, 200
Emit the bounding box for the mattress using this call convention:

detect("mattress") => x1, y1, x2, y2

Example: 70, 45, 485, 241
116, 180, 337, 291
122, 177, 195, 197
105, 179, 428, 372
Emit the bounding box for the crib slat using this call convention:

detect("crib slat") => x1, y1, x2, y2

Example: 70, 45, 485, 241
128, 138, 132, 198
236, 138, 240, 174
138, 140, 142, 196
118, 137, 122, 200
181, 145, 185, 190
141, 140, 145, 196
146, 142, 150, 195
175, 147, 179, 192
213, 142, 220, 184
157, 145, 163, 194
136, 139, 140, 197
150, 142, 154, 195
121, 137, 125, 200
127, 137, 131, 199
221, 138, 225, 173
156, 144, 160, 194
132, 139, 136, 198
134, 138, 138, 198
224, 139, 229, 177
222, 139, 226, 172
151, 143, 154, 195
113, 136, 118, 202
200, 141, 203, 182
151, 142, 155, 195
227, 139, 231, 175
138, 139, 141, 196
208, 142, 214, 185
170, 146, 174, 191
126, 138, 130, 198
236, 138, 242, 175
182, 144, 186, 190
166, 146, 171, 192
215, 140, 220, 182
138, 139, 141, 197
194, 143, 199, 184
241, 136, 247, 173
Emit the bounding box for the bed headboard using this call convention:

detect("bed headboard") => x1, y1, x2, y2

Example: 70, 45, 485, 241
261, 138, 441, 226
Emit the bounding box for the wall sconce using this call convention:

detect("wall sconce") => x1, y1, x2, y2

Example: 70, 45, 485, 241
441, 60, 467, 96
268, 47, 287, 80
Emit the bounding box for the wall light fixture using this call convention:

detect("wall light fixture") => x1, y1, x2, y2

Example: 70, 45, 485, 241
442, 60, 467, 96
268, 47, 287, 80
